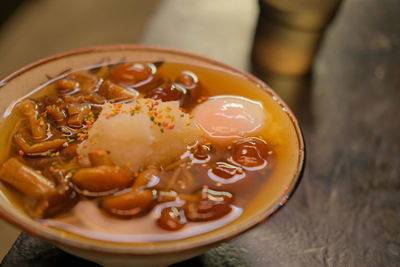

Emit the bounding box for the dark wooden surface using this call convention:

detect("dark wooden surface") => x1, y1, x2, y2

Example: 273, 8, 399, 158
1, 0, 400, 266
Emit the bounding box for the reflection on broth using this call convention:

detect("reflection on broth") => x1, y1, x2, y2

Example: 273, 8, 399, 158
0, 61, 300, 242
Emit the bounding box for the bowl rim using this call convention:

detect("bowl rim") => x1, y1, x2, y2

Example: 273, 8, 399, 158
0, 44, 305, 255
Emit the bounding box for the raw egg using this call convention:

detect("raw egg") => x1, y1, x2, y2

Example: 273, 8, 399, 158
193, 95, 265, 141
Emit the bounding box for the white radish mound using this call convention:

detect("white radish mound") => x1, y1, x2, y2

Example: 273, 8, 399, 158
77, 99, 201, 172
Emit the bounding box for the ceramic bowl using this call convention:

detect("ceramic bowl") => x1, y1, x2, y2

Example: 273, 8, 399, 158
0, 45, 305, 267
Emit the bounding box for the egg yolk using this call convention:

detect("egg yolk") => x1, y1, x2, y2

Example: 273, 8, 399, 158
193, 95, 265, 141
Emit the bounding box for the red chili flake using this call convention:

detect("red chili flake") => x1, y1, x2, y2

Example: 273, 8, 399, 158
83, 145, 88, 149
106, 115, 111, 119
162, 122, 169, 127
154, 101, 159, 106
178, 180, 186, 189
168, 124, 175, 130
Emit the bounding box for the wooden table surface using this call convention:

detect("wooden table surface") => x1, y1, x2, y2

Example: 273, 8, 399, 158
1, 0, 399, 266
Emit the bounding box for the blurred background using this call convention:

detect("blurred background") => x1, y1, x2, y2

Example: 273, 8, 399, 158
0, 0, 399, 266
0, 0, 258, 78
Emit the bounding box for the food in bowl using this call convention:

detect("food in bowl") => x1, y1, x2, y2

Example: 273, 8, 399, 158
0, 59, 301, 243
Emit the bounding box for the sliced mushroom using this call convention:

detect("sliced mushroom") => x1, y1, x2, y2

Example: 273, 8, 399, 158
57, 79, 79, 95
25, 183, 77, 218
71, 166, 132, 193
101, 189, 154, 217
110, 62, 163, 92
96, 65, 109, 79
175, 70, 201, 100
98, 80, 138, 102
230, 137, 271, 169
88, 151, 114, 166
46, 105, 66, 124
67, 104, 91, 128
67, 72, 99, 93
60, 143, 78, 158
146, 82, 189, 107
0, 158, 54, 198
132, 167, 159, 189
18, 99, 47, 140
64, 93, 105, 105
14, 133, 65, 155
184, 187, 233, 222
157, 206, 187, 231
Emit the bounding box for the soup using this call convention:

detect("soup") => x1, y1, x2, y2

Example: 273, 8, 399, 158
0, 61, 300, 242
